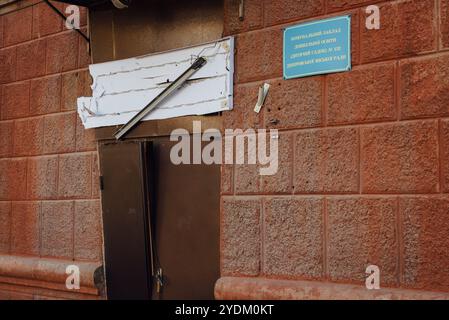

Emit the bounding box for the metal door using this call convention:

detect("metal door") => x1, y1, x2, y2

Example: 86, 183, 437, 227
150, 139, 220, 300
99, 138, 220, 300
99, 141, 152, 300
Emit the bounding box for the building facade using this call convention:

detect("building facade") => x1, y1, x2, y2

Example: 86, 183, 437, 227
0, 0, 448, 299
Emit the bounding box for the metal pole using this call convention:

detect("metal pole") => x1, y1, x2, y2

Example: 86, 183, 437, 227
114, 56, 207, 140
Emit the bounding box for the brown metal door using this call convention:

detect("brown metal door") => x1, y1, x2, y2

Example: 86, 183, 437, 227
99, 138, 220, 300
150, 139, 220, 300
99, 141, 152, 300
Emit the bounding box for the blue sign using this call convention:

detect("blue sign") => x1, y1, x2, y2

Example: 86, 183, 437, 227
283, 15, 351, 79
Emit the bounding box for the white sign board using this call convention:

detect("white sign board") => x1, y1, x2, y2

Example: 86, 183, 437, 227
77, 37, 234, 129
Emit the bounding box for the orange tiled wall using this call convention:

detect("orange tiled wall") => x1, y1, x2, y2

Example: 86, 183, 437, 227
220, 0, 449, 294
0, 0, 102, 299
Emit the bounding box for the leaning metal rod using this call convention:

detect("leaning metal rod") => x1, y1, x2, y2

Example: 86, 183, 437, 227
43, 0, 90, 42
114, 56, 207, 140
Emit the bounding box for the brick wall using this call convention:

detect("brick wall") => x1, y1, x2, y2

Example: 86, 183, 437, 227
221, 0, 449, 296
0, 1, 102, 299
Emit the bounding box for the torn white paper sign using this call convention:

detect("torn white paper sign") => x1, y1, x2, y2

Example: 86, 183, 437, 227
254, 83, 270, 113
77, 37, 234, 129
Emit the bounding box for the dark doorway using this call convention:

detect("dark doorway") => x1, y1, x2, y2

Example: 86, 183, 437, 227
99, 138, 220, 300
